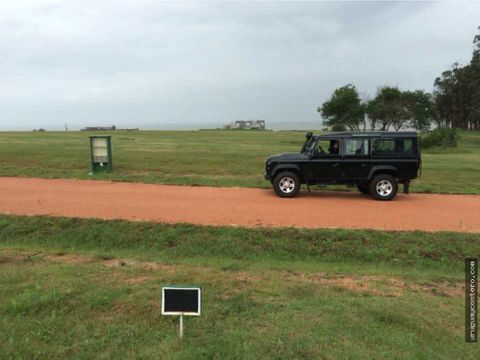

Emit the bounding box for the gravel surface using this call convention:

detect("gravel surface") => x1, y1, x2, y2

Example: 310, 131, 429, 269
1, 177, 479, 233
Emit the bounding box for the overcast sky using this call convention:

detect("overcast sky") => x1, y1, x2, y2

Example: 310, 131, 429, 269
0, 1, 479, 130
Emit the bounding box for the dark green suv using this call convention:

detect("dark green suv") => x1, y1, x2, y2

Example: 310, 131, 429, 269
265, 131, 421, 200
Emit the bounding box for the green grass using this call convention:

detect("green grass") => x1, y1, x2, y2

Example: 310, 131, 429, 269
415, 131, 480, 194
0, 129, 479, 194
1, 215, 479, 359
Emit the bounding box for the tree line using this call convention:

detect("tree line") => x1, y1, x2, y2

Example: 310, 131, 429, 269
319, 27, 480, 131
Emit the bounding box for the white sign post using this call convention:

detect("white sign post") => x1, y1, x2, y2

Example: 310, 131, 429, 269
179, 314, 184, 338
162, 286, 201, 338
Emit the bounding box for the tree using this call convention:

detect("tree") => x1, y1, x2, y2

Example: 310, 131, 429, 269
434, 63, 475, 129
403, 90, 437, 131
318, 84, 365, 131
433, 69, 456, 128
468, 26, 480, 130
433, 26, 480, 130
366, 86, 408, 131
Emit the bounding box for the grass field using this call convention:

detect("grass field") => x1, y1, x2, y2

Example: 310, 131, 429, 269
1, 215, 479, 359
0, 130, 479, 194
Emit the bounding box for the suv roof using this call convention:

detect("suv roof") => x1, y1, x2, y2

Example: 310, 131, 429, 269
316, 131, 417, 139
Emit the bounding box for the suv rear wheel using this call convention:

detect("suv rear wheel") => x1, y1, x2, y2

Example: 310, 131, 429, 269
273, 172, 300, 198
369, 174, 398, 201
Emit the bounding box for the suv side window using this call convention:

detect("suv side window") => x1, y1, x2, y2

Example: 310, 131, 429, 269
344, 139, 369, 156
372, 138, 414, 157
313, 139, 341, 156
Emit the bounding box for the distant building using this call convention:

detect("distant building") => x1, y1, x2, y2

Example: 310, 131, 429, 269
81, 126, 116, 131
223, 119, 266, 130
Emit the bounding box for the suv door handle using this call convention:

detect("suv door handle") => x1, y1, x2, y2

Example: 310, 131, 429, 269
332, 163, 340, 167
361, 163, 367, 167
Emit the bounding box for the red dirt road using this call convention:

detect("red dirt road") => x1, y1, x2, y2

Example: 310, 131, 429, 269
0, 177, 479, 233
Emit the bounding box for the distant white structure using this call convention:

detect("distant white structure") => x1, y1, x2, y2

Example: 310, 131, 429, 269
223, 119, 266, 130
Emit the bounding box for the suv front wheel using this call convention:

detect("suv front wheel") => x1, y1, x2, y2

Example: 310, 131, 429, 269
357, 183, 370, 194
273, 172, 300, 198
369, 174, 398, 201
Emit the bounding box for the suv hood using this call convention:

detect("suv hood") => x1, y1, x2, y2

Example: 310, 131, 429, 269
266, 152, 306, 163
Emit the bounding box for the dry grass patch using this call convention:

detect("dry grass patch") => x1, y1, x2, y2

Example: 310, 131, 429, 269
4, 250, 463, 299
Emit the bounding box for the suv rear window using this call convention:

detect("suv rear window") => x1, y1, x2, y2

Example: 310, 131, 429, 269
372, 138, 414, 156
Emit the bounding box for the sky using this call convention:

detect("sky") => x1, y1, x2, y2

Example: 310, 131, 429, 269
0, 1, 479, 130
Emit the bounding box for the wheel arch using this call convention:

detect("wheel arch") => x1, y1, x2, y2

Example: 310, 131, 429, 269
367, 166, 398, 181
272, 165, 302, 180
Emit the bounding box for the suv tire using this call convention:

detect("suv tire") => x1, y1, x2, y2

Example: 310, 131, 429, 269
369, 174, 398, 201
357, 183, 370, 194
273, 171, 300, 198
